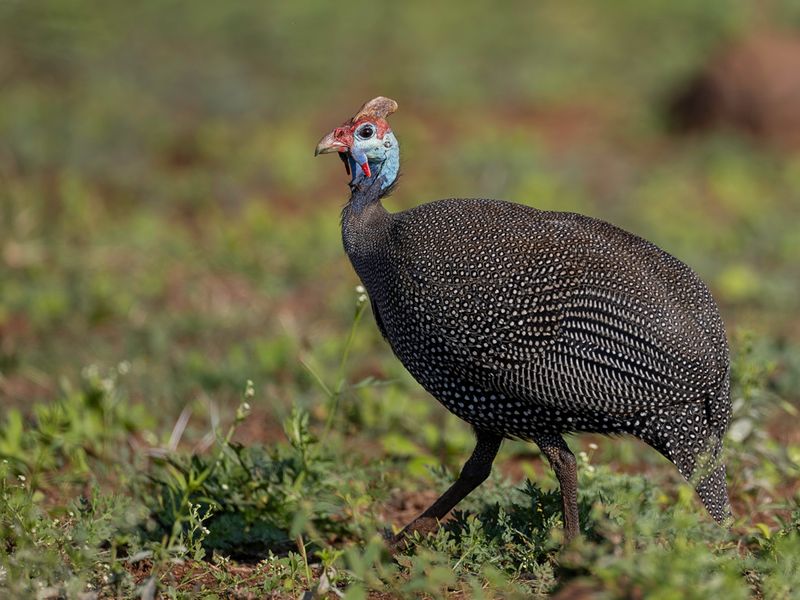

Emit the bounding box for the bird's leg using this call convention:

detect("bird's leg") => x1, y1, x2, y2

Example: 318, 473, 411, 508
389, 430, 502, 550
533, 433, 580, 543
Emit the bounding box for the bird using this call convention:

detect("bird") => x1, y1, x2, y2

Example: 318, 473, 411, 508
315, 96, 732, 545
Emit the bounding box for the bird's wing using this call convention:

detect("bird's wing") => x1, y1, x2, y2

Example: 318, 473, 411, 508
370, 297, 389, 340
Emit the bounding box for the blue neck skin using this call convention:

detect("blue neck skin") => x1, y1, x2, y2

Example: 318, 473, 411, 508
347, 133, 399, 213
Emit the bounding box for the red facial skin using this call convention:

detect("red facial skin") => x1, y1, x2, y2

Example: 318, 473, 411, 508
332, 116, 391, 146
328, 125, 354, 150
324, 117, 391, 179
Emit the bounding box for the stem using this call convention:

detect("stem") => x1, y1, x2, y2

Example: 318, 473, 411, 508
322, 300, 367, 437
296, 534, 312, 586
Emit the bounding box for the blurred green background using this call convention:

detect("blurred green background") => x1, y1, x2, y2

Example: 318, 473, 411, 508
2, 0, 799, 413
1, 1, 800, 596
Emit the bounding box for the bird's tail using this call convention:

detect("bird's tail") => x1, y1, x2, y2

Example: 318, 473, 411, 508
693, 456, 732, 525
644, 378, 733, 525
695, 374, 732, 525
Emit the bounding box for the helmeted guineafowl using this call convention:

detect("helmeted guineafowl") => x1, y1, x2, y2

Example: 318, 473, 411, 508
315, 97, 732, 544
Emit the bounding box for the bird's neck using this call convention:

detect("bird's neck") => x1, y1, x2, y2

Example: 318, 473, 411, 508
340, 139, 399, 288
341, 176, 392, 286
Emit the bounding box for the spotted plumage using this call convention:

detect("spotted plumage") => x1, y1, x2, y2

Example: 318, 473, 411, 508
317, 97, 733, 543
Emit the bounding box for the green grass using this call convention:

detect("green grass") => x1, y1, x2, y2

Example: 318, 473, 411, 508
1, 0, 800, 597
1, 354, 798, 597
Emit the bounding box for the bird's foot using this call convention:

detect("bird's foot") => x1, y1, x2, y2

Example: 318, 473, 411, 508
383, 517, 440, 557
382, 531, 407, 558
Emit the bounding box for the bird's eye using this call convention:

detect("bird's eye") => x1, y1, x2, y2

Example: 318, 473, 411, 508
357, 124, 375, 139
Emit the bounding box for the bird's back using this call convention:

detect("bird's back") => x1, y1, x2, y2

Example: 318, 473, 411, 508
362, 198, 728, 438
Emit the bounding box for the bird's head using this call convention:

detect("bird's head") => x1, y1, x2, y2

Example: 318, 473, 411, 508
315, 96, 400, 191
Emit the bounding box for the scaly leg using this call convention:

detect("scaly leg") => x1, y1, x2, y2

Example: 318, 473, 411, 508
390, 429, 502, 549
533, 433, 579, 542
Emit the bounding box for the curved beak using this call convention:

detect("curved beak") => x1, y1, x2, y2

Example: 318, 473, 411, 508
314, 130, 349, 156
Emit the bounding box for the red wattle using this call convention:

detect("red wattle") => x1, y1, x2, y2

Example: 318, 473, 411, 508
361, 162, 371, 178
